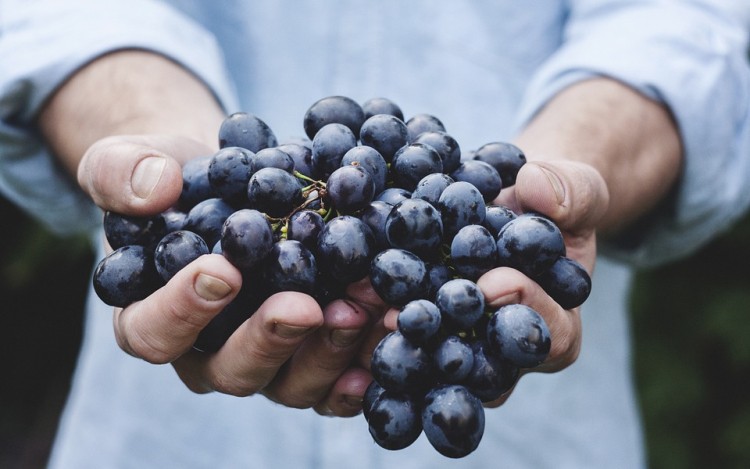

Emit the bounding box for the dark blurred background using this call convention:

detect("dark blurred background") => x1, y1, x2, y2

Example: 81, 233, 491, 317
1, 191, 750, 469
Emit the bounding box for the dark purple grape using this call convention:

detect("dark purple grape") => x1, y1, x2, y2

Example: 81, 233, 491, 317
162, 208, 187, 233
207, 146, 254, 206
220, 209, 274, 270
464, 340, 520, 402
313, 270, 347, 308
93, 245, 163, 308
359, 114, 409, 163
487, 304, 551, 368
433, 336, 474, 383
219, 112, 277, 153
422, 384, 485, 458
182, 198, 235, 248
437, 181, 486, 240
483, 205, 517, 238
103, 211, 168, 251
154, 230, 209, 282
279, 136, 312, 150
363, 380, 386, 421
326, 165, 375, 214
251, 147, 295, 174
277, 143, 317, 179
340, 145, 388, 195
496, 214, 565, 278
362, 97, 404, 121
385, 198, 443, 259
374, 187, 411, 206
535, 256, 592, 309
397, 299, 441, 344
303, 95, 365, 140
473, 142, 526, 187
435, 279, 485, 332
263, 240, 317, 294
412, 130, 461, 174
311, 123, 357, 177
425, 262, 451, 301
179, 155, 217, 210
391, 143, 443, 191
450, 224, 498, 281
450, 160, 502, 203
368, 391, 423, 450
411, 173, 454, 208
370, 331, 431, 393
287, 210, 325, 253
357, 200, 392, 251
316, 215, 376, 283
405, 113, 446, 142
369, 248, 429, 306
246, 167, 304, 218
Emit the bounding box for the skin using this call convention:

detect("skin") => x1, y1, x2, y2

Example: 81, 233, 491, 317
38, 50, 682, 414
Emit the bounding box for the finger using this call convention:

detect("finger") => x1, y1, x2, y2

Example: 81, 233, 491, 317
114, 253, 242, 364
172, 291, 324, 396
314, 367, 373, 417
477, 267, 581, 373
354, 315, 390, 372
78, 135, 213, 216
261, 299, 372, 408
345, 276, 390, 318
514, 161, 609, 234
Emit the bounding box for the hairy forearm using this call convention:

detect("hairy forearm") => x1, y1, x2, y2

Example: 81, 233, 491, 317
514, 78, 683, 236
38, 49, 226, 175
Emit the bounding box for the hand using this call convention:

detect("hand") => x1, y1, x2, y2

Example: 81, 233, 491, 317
78, 134, 388, 416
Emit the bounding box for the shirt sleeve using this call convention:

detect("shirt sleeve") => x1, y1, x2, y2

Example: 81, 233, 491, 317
0, 0, 239, 235
512, 0, 750, 267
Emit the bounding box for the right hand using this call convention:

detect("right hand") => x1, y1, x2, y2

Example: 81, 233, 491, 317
79, 134, 388, 417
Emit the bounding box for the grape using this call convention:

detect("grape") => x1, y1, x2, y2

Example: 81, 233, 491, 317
316, 215, 376, 283
464, 340, 519, 402
362, 97, 404, 121
483, 205, 517, 238
374, 187, 411, 206
303, 95, 365, 140
247, 167, 304, 218
385, 198, 443, 259
370, 330, 432, 394
154, 230, 209, 282
103, 211, 168, 251
287, 210, 325, 253
435, 279, 485, 332
412, 130, 461, 174
424, 262, 451, 301
397, 299, 441, 344
496, 214, 565, 277
179, 155, 217, 210
411, 173, 454, 208
369, 248, 429, 306
450, 160, 502, 202
391, 143, 443, 191
311, 123, 357, 177
251, 147, 295, 174
219, 112, 277, 153
535, 256, 592, 309
422, 384, 485, 458
433, 336, 474, 383
220, 209, 274, 270
487, 304, 551, 368
472, 142, 526, 187
207, 146, 255, 206
183, 198, 236, 248
359, 114, 409, 163
450, 224, 498, 281
277, 143, 317, 179
93, 245, 163, 308
357, 200, 392, 251
437, 181, 486, 240
263, 240, 317, 294
340, 145, 388, 195
362, 379, 386, 421
325, 165, 375, 214
405, 113, 446, 141
162, 208, 187, 233
368, 391, 423, 450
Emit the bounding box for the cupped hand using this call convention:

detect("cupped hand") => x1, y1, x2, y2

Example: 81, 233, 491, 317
78, 134, 389, 417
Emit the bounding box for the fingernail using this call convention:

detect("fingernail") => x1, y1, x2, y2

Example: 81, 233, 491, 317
194, 273, 232, 301
330, 329, 363, 347
132, 156, 166, 199
343, 395, 363, 408
539, 166, 565, 205
276, 324, 312, 339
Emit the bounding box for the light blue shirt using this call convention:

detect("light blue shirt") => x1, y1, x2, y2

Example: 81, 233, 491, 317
1, 1, 749, 468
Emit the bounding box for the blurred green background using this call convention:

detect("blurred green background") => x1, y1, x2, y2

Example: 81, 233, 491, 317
1, 192, 750, 469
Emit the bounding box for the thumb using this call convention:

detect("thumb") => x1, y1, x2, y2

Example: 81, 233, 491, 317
78, 135, 213, 216
514, 161, 609, 234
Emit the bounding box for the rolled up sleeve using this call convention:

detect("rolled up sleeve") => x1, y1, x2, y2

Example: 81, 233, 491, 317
0, 0, 239, 235
513, 0, 750, 267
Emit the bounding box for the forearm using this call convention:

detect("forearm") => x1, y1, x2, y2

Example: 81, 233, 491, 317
38, 49, 226, 176
514, 77, 683, 236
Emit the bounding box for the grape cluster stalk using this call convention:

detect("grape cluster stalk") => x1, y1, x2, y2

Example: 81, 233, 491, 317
92, 95, 592, 458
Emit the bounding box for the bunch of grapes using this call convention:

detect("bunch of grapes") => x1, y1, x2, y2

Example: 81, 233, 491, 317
92, 95, 592, 458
